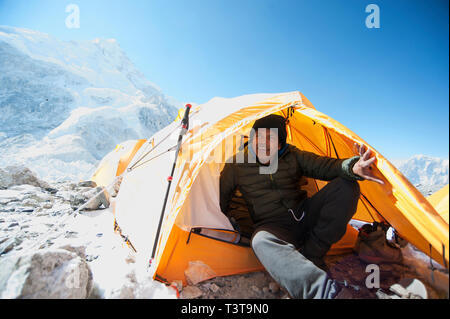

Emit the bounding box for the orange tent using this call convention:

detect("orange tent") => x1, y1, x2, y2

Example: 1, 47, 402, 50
106, 92, 448, 285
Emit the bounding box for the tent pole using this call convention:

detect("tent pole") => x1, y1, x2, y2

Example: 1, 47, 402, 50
151, 104, 191, 261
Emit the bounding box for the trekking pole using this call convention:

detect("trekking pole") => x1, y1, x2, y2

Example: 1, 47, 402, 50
150, 103, 191, 261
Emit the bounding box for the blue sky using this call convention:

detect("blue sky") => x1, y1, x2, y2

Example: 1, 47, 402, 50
0, 0, 448, 160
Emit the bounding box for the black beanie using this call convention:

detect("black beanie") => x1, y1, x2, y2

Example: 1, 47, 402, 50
251, 114, 287, 148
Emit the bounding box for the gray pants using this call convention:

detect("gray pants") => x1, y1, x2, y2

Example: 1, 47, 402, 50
251, 177, 360, 299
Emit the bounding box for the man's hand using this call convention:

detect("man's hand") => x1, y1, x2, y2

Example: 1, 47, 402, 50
352, 143, 384, 185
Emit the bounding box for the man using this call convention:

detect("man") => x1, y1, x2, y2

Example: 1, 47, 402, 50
219, 114, 384, 299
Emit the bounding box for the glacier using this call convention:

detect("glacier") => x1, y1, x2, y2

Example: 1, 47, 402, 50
0, 26, 178, 182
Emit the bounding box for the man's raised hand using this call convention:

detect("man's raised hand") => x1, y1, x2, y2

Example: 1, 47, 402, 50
352, 143, 384, 185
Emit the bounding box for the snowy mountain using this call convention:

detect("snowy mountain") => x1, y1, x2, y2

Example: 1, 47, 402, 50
0, 26, 178, 181
391, 155, 449, 196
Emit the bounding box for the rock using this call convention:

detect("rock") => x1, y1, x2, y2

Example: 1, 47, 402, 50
70, 187, 110, 211
250, 272, 267, 283
184, 261, 217, 285
44, 187, 58, 194
0, 248, 93, 299
8, 222, 19, 228
251, 285, 260, 294
42, 202, 53, 209
89, 187, 110, 209
64, 231, 78, 239
58, 244, 87, 260
70, 193, 87, 210
15, 208, 33, 213
77, 181, 97, 188
85, 255, 99, 262
209, 283, 220, 293
0, 237, 22, 255
22, 199, 38, 207
0, 166, 50, 189
180, 286, 203, 299
269, 282, 280, 294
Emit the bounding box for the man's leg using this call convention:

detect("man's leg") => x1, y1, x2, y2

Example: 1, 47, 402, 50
299, 177, 360, 261
251, 228, 340, 299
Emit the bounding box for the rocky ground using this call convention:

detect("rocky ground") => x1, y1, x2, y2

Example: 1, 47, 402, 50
179, 250, 449, 299
0, 165, 448, 299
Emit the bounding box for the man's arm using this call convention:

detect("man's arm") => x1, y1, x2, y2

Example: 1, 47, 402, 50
220, 162, 238, 215
293, 148, 364, 181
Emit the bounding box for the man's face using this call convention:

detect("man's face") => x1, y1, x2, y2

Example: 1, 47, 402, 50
251, 128, 280, 164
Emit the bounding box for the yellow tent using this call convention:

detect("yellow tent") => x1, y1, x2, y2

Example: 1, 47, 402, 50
427, 184, 449, 224
107, 91, 448, 285
92, 139, 146, 187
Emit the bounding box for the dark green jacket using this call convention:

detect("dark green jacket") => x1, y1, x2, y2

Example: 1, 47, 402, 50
220, 144, 363, 229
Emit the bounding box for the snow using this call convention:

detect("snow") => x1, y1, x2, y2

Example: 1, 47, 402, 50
59, 207, 178, 299
0, 184, 178, 299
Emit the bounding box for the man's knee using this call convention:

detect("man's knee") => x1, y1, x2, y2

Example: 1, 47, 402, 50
327, 177, 360, 220
251, 230, 294, 255
332, 177, 360, 199
251, 230, 265, 250
251, 230, 274, 254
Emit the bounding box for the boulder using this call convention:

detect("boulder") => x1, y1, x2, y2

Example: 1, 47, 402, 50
70, 187, 110, 211
0, 166, 50, 189
0, 247, 93, 299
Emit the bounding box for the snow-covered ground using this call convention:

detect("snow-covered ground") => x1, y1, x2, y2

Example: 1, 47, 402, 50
0, 177, 178, 299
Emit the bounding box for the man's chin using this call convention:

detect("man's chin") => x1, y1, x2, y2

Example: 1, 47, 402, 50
257, 155, 274, 165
